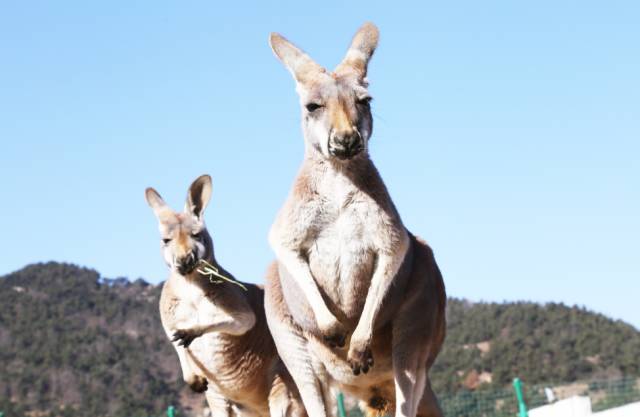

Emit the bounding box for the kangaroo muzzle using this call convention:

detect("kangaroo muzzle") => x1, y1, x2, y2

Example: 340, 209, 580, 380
328, 131, 363, 160
177, 252, 198, 275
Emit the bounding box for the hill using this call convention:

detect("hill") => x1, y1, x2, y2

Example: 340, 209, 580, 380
0, 262, 205, 417
431, 299, 640, 393
1, 262, 639, 416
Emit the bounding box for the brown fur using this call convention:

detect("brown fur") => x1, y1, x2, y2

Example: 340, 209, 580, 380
160, 278, 288, 412
148, 175, 305, 417
265, 23, 447, 417
265, 235, 446, 417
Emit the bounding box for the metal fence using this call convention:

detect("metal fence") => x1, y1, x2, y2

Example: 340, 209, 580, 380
437, 377, 640, 417
5, 378, 636, 417
155, 377, 640, 417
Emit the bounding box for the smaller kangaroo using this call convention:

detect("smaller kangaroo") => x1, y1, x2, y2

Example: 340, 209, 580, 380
145, 174, 306, 417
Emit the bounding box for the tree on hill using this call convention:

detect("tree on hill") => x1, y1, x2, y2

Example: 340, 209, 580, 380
431, 299, 640, 393
1, 262, 639, 416
0, 262, 205, 417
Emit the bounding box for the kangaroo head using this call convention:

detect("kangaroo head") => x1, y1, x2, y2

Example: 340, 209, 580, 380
145, 174, 214, 276
270, 22, 379, 162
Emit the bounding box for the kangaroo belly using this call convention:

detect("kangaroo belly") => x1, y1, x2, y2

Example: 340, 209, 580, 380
188, 331, 272, 409
278, 227, 375, 334
308, 219, 377, 325
178, 286, 276, 411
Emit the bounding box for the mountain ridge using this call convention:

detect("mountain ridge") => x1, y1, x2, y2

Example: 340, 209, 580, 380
1, 262, 639, 416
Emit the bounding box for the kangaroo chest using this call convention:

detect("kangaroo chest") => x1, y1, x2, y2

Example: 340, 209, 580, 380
172, 280, 229, 357
171, 280, 266, 393
173, 278, 224, 326
304, 182, 381, 322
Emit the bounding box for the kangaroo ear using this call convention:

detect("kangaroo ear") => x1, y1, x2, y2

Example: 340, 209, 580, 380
145, 187, 168, 218
335, 22, 379, 79
185, 174, 212, 219
269, 32, 324, 85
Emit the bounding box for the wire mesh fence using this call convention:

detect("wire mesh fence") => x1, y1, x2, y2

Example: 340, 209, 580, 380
137, 377, 640, 417
438, 376, 640, 417
3, 377, 637, 417
107, 377, 640, 417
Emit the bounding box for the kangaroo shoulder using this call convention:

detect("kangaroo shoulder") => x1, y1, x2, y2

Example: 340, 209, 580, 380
158, 278, 181, 325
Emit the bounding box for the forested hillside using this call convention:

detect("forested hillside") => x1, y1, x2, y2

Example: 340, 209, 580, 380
0, 262, 205, 417
1, 262, 638, 416
431, 299, 640, 393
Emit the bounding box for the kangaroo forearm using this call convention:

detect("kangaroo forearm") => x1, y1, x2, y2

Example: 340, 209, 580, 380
198, 317, 254, 336
353, 239, 409, 341
275, 247, 336, 326
171, 307, 256, 337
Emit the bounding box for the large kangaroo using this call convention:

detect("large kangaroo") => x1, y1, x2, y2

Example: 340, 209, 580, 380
264, 23, 446, 417
146, 175, 306, 417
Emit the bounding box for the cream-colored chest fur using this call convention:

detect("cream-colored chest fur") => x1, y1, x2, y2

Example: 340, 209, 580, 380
161, 276, 262, 398
170, 278, 225, 352
302, 168, 394, 322
171, 276, 223, 324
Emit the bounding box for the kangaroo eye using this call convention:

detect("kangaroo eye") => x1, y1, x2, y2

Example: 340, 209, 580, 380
305, 103, 323, 112
162, 238, 171, 245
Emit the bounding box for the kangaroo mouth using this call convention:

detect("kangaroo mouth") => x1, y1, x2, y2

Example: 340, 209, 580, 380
177, 264, 196, 275
177, 256, 199, 275
328, 144, 363, 160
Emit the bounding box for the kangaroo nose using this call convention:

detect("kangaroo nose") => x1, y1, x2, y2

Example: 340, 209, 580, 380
177, 252, 198, 275
329, 132, 363, 160
336, 134, 359, 149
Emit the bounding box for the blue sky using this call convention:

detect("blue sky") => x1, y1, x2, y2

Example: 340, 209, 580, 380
1, 1, 638, 328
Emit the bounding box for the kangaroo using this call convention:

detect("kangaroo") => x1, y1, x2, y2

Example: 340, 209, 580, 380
264, 23, 446, 417
145, 174, 306, 417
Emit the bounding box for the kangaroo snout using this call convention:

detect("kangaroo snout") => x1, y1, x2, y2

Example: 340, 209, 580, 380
329, 131, 363, 160
177, 252, 198, 275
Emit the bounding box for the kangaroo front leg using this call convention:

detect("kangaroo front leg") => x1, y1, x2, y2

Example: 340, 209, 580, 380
172, 341, 208, 392
272, 247, 347, 347
174, 311, 256, 343
171, 313, 255, 347
348, 233, 409, 374
172, 299, 256, 347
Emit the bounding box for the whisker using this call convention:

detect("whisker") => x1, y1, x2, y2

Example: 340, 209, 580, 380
372, 110, 387, 125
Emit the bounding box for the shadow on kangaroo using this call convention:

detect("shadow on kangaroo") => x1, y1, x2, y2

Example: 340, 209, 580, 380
264, 22, 447, 417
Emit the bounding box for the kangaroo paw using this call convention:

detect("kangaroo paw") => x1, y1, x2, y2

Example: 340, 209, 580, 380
172, 329, 201, 348
188, 375, 208, 393
347, 342, 374, 375
319, 319, 348, 349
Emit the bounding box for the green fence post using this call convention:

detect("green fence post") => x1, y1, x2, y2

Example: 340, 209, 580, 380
337, 392, 347, 417
167, 405, 176, 417
513, 378, 528, 417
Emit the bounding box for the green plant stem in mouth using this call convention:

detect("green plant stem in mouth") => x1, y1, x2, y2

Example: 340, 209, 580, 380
196, 260, 248, 291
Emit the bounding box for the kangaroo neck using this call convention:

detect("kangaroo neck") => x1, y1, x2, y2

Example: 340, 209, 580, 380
303, 152, 375, 186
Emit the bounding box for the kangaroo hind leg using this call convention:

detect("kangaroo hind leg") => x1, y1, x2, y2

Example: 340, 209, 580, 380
204, 388, 233, 417
264, 264, 327, 417
416, 377, 443, 417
